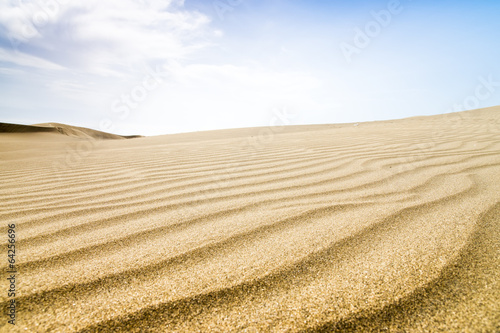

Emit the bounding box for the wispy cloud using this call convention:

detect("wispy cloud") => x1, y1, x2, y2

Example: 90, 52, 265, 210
0, 48, 63, 70
0, 0, 214, 75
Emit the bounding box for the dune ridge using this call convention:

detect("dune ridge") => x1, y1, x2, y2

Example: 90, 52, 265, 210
0, 107, 499, 332
0, 122, 141, 140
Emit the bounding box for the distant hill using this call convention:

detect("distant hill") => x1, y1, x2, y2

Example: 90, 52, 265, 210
0, 122, 142, 140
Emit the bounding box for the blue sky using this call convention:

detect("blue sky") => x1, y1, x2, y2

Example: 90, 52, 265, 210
1, 0, 499, 135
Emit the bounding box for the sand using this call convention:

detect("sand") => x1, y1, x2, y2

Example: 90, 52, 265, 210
0, 107, 499, 332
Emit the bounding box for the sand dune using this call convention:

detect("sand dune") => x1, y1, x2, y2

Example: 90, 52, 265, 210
0, 122, 141, 140
0, 107, 499, 332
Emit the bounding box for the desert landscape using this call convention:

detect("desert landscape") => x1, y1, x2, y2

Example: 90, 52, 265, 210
0, 106, 499, 332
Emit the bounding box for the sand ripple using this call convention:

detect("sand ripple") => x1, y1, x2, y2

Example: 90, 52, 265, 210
0, 108, 499, 332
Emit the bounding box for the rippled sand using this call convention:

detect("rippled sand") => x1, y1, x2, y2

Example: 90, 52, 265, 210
0, 107, 499, 332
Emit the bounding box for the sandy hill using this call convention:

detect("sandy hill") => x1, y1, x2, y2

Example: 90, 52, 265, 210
0, 106, 499, 332
0, 122, 141, 140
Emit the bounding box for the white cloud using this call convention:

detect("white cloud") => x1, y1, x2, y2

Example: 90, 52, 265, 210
0, 48, 64, 70
0, 0, 214, 75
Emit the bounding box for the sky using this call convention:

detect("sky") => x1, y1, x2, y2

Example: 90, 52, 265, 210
0, 0, 499, 136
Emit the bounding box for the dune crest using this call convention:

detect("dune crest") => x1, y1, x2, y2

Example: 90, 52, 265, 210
0, 122, 141, 140
0, 107, 499, 332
